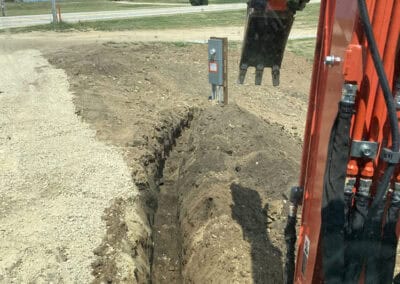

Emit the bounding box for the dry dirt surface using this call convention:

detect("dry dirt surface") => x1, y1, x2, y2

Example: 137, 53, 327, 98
0, 35, 313, 283
43, 41, 311, 283
0, 26, 316, 46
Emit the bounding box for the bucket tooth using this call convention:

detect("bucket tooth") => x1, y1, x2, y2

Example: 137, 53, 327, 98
255, 64, 264, 85
272, 65, 280, 86
238, 64, 248, 84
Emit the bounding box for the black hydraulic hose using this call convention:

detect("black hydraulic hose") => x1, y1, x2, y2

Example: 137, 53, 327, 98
343, 186, 370, 283
379, 191, 400, 284
344, 186, 354, 236
357, 0, 399, 215
364, 199, 387, 284
357, 0, 399, 282
343, 183, 354, 281
284, 186, 303, 284
284, 215, 297, 284
322, 101, 354, 283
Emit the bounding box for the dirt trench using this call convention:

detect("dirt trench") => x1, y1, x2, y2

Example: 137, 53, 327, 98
44, 41, 309, 283
147, 104, 302, 283
88, 102, 302, 283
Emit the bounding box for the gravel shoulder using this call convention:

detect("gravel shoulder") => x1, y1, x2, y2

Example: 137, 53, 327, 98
0, 49, 143, 283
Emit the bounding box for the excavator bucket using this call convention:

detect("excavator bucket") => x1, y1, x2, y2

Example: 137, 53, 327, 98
239, 1, 303, 86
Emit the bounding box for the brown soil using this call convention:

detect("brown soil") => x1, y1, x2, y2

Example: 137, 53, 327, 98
45, 41, 312, 283
178, 104, 301, 283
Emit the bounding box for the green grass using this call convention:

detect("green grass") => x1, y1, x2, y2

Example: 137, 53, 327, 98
123, 0, 245, 3
4, 0, 246, 17
5, 0, 170, 16
286, 38, 316, 61
7, 9, 248, 32
121, 0, 187, 3
5, 2, 319, 34
292, 2, 319, 29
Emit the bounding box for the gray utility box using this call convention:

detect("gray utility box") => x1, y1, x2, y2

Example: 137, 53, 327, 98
208, 38, 224, 85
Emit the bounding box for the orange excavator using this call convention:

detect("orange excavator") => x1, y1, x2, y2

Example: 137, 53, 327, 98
239, 0, 400, 283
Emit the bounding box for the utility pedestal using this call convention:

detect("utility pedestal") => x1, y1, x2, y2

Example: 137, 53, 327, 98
208, 37, 228, 104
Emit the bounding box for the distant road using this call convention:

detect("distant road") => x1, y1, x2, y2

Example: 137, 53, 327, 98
0, 0, 320, 30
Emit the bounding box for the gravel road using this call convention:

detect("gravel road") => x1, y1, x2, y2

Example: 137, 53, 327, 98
0, 49, 139, 282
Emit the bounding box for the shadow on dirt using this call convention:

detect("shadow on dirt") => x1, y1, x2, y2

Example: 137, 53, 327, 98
231, 183, 283, 283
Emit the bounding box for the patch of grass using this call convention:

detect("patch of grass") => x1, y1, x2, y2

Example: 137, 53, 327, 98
5, 0, 164, 17
5, 2, 319, 34
123, 0, 244, 3
286, 38, 316, 61
3, 0, 246, 17
292, 2, 319, 30
122, 0, 187, 3
8, 9, 248, 32
172, 41, 192, 47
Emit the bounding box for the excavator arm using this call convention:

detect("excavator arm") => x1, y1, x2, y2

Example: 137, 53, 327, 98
238, 0, 308, 85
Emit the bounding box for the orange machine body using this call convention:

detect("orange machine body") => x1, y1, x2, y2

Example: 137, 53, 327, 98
296, 0, 400, 282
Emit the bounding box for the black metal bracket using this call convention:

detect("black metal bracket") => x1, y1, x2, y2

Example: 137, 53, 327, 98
381, 148, 400, 164
350, 140, 379, 159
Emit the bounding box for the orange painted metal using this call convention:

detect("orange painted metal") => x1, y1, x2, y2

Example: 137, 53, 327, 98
295, 0, 400, 282
267, 0, 287, 11
343, 44, 364, 85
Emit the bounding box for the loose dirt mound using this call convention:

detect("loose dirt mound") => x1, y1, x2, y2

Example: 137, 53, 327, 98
176, 104, 301, 283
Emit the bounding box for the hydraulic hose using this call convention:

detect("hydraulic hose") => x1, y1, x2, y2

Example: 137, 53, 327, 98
322, 100, 354, 283
284, 215, 297, 284
343, 181, 371, 283
357, 0, 399, 215
379, 193, 400, 284
284, 186, 303, 284
357, 0, 399, 282
364, 197, 387, 284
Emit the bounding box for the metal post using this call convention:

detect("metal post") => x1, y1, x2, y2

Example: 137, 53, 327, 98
57, 4, 62, 23
51, 0, 57, 24
1, 0, 6, 17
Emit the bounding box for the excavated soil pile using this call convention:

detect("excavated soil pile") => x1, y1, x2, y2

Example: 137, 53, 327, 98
171, 104, 301, 283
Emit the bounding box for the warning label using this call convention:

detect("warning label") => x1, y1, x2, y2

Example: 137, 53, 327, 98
209, 62, 218, 73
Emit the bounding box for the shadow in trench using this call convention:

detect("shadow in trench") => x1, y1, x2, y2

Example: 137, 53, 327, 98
231, 183, 283, 283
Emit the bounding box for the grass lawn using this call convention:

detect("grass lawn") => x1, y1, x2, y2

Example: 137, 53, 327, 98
6, 2, 319, 33
286, 38, 316, 61
6, 9, 247, 32
119, 0, 245, 3
4, 0, 173, 16
292, 2, 319, 29
4, 0, 247, 16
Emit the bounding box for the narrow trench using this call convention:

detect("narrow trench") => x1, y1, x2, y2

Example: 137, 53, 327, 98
147, 113, 193, 284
